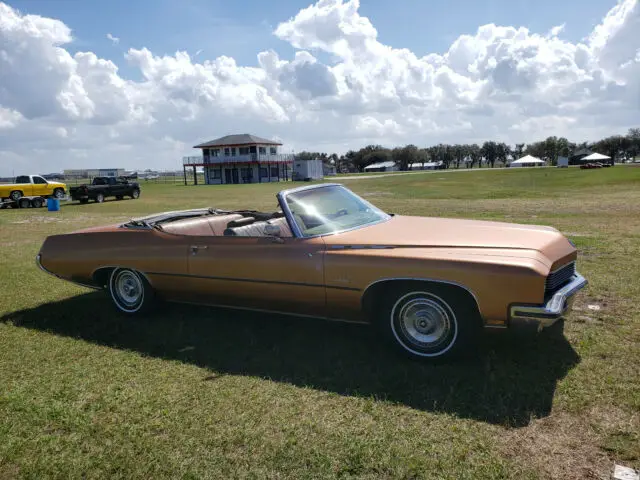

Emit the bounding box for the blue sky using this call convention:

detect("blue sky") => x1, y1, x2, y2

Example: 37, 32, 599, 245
2, 0, 637, 175
10, 0, 618, 76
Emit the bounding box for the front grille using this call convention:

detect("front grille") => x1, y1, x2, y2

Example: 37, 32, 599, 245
545, 262, 576, 294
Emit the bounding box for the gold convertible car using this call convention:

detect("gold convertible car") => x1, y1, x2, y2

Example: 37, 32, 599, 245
37, 183, 587, 360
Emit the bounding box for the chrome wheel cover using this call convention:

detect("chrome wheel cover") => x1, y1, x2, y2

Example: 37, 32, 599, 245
111, 270, 143, 312
391, 292, 458, 357
54, 189, 64, 199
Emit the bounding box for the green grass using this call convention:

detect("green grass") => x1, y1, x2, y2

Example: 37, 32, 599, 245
1, 166, 639, 479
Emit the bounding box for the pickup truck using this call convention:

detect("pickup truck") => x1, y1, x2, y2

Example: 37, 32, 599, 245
0, 175, 67, 201
70, 177, 141, 204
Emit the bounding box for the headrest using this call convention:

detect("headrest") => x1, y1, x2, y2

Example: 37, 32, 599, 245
227, 216, 255, 228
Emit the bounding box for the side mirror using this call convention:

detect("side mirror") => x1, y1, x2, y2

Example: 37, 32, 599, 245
264, 224, 281, 237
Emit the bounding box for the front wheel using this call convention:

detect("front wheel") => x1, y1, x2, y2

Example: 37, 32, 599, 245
95, 193, 105, 203
108, 268, 155, 314
53, 188, 65, 199
375, 284, 481, 361
9, 190, 22, 201
130, 189, 140, 199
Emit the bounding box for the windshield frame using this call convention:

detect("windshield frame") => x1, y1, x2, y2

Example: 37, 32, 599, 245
277, 183, 391, 239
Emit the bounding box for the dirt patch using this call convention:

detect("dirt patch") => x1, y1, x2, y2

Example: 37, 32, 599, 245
500, 412, 611, 479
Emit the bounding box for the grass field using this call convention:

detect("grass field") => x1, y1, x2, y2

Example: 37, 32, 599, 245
1, 166, 639, 479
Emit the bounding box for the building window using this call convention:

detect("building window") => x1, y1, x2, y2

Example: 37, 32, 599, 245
260, 167, 268, 177
231, 148, 236, 156
270, 166, 278, 177
259, 146, 267, 155
241, 167, 253, 182
239, 147, 250, 155
270, 147, 277, 155
211, 149, 219, 157
211, 169, 221, 179
224, 147, 230, 156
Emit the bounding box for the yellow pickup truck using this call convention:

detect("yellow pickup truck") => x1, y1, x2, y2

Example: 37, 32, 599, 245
0, 175, 67, 201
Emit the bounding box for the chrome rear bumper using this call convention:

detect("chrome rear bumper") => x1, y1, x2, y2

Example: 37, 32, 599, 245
509, 273, 588, 331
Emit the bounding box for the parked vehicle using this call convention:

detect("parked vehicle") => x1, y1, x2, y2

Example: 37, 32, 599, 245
70, 177, 140, 203
37, 183, 587, 361
0, 175, 66, 201
580, 163, 603, 169
0, 196, 47, 209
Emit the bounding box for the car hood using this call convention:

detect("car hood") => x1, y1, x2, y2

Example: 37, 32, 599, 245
324, 215, 575, 259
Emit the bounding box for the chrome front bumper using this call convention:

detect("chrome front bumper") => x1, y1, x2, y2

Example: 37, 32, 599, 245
509, 273, 588, 331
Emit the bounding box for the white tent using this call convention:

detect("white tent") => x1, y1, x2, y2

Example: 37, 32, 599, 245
581, 153, 610, 161
510, 155, 545, 168
364, 161, 397, 172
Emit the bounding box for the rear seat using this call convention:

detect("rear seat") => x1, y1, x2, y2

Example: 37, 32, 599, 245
223, 217, 293, 237
161, 214, 242, 236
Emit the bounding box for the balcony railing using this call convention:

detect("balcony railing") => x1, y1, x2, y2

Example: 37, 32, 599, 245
183, 153, 294, 166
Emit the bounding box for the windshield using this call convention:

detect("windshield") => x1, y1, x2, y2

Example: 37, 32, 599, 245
283, 185, 390, 237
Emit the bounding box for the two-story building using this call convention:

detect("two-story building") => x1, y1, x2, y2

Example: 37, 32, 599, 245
182, 134, 294, 185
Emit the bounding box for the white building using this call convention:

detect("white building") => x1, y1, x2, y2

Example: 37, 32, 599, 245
183, 134, 294, 185
64, 168, 125, 179
364, 161, 398, 172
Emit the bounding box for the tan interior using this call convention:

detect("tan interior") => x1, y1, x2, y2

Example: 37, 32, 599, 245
160, 214, 292, 238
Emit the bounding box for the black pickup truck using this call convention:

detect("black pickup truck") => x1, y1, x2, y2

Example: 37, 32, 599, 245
70, 177, 141, 204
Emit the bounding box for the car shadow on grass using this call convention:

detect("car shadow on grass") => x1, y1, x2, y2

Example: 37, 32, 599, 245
2, 291, 580, 427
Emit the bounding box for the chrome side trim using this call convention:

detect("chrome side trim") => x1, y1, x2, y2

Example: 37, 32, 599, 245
36, 254, 100, 290
360, 276, 482, 321
510, 272, 588, 329
170, 300, 369, 325
329, 245, 394, 250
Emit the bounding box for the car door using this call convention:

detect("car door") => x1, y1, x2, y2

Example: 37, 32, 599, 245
31, 176, 49, 196
186, 234, 327, 317
14, 176, 34, 196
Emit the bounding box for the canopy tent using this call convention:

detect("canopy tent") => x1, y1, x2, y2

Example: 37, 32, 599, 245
364, 161, 397, 172
581, 153, 611, 161
510, 155, 545, 167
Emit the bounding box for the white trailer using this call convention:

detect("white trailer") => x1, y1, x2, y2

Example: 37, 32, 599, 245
557, 156, 569, 168
292, 159, 324, 181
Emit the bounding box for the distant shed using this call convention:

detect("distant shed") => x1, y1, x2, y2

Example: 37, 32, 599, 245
292, 158, 324, 181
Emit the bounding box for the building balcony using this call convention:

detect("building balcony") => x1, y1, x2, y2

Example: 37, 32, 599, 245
183, 153, 294, 166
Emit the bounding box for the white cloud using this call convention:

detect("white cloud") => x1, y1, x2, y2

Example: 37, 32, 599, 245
106, 33, 119, 45
0, 0, 639, 175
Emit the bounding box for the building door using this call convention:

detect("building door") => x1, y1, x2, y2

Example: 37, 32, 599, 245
224, 169, 232, 184
232, 168, 239, 184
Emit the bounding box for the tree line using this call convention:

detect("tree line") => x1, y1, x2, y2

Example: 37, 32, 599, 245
296, 128, 640, 172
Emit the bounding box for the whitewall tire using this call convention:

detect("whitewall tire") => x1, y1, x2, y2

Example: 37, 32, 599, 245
375, 283, 481, 361
108, 268, 154, 314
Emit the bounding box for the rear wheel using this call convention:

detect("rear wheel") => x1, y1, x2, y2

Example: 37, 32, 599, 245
108, 268, 155, 314
374, 283, 481, 361
9, 190, 22, 201
95, 193, 105, 203
131, 189, 140, 199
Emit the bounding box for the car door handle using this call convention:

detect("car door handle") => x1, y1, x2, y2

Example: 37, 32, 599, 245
190, 245, 209, 254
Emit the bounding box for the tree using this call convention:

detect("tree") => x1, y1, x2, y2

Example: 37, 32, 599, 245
481, 141, 499, 168
392, 144, 420, 171
496, 143, 511, 166
468, 144, 482, 168
514, 143, 525, 158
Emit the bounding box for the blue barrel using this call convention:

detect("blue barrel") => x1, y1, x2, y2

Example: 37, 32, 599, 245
47, 198, 60, 211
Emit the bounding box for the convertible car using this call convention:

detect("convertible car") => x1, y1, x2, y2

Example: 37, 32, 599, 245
37, 183, 588, 360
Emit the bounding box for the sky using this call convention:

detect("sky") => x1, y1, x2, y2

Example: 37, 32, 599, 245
0, 0, 638, 175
